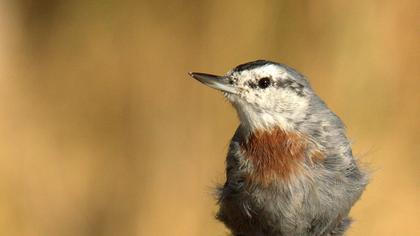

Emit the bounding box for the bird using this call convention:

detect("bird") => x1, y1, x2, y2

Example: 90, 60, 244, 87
189, 60, 368, 236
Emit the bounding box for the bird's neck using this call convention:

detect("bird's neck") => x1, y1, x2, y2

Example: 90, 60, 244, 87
234, 104, 294, 133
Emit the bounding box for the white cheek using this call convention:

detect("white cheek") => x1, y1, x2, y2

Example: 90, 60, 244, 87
276, 90, 308, 112
231, 88, 309, 131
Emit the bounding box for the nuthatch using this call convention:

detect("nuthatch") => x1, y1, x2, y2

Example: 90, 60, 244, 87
189, 60, 368, 236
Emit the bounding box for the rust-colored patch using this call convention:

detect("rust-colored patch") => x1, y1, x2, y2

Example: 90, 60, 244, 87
240, 128, 307, 185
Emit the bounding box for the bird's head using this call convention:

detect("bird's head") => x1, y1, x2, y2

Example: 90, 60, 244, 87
190, 60, 316, 132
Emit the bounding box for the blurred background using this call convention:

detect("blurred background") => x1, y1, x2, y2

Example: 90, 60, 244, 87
0, 0, 418, 235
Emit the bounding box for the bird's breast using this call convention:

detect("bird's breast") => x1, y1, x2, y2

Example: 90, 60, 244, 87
240, 128, 322, 186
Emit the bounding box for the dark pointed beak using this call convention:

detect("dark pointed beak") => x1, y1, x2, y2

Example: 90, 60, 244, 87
188, 72, 238, 94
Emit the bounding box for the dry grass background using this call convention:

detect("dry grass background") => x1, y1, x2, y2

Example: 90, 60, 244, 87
0, 1, 419, 235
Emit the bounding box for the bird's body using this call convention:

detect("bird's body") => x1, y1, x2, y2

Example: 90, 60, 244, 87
189, 60, 368, 236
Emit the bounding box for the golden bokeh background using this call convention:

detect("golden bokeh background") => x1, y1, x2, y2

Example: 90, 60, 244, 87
0, 1, 418, 235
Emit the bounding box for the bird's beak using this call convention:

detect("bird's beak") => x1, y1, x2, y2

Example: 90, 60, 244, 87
189, 72, 238, 94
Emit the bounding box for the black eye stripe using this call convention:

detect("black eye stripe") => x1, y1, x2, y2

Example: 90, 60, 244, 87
248, 81, 257, 89
247, 77, 305, 96
276, 79, 293, 88
276, 79, 305, 96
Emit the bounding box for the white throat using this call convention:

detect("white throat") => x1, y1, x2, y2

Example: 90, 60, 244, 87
232, 100, 295, 133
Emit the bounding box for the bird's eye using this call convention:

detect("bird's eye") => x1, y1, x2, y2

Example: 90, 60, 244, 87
258, 77, 271, 89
